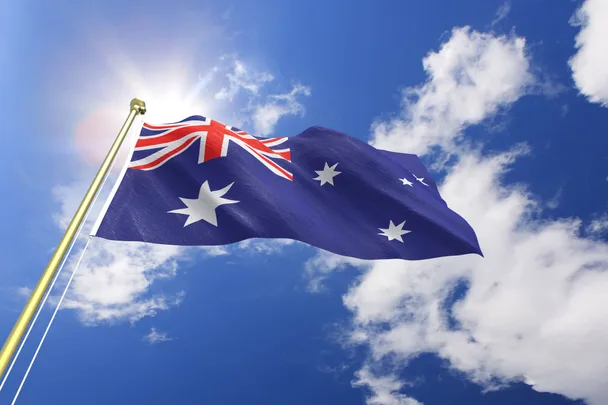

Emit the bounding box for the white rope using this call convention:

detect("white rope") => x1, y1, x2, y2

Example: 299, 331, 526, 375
10, 237, 92, 405
4, 115, 143, 403
0, 221, 85, 393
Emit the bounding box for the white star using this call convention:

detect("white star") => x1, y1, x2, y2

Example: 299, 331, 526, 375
413, 174, 428, 186
400, 177, 413, 187
378, 220, 411, 243
314, 162, 341, 186
168, 180, 239, 227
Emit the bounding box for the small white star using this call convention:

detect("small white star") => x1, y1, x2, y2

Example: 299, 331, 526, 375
400, 177, 413, 187
169, 180, 239, 227
413, 174, 428, 186
314, 162, 341, 186
378, 220, 411, 243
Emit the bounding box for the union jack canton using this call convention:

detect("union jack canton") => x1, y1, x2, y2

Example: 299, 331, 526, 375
130, 117, 293, 180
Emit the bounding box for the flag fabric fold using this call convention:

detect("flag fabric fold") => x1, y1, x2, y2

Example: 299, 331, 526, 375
91, 116, 482, 261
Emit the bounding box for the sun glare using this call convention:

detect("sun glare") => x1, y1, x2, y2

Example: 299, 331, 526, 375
57, 14, 243, 170
71, 53, 227, 169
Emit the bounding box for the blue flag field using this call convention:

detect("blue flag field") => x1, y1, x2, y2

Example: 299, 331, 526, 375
92, 116, 482, 261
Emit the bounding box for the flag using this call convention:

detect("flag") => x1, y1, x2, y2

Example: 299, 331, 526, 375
91, 116, 482, 260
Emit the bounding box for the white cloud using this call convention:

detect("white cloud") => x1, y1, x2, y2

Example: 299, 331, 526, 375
305, 251, 370, 293
143, 328, 172, 344
51, 172, 125, 231
569, 0, 608, 106
60, 238, 187, 325
235, 238, 296, 255
251, 84, 311, 135
491, 2, 511, 27
587, 214, 608, 236
215, 56, 274, 101
199, 245, 230, 256
17, 286, 32, 298
353, 366, 422, 405
370, 26, 533, 157
546, 186, 563, 210
307, 26, 608, 405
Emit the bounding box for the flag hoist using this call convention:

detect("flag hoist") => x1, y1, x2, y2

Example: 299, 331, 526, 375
0, 98, 147, 381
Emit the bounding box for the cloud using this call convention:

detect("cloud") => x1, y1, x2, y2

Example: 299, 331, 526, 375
307, 26, 608, 405
17, 287, 32, 298
215, 56, 274, 101
235, 238, 296, 255
209, 57, 312, 136
199, 245, 231, 256
251, 84, 311, 135
143, 328, 173, 344
193, 55, 312, 136
370, 26, 533, 158
546, 186, 563, 210
491, 2, 511, 27
353, 366, 422, 405
51, 170, 128, 231
60, 238, 187, 325
569, 0, 608, 106
587, 214, 608, 236
305, 251, 370, 293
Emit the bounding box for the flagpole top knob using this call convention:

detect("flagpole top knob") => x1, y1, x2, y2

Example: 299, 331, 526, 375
130, 98, 146, 115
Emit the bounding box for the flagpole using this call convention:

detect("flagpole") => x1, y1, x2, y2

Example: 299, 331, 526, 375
0, 98, 146, 380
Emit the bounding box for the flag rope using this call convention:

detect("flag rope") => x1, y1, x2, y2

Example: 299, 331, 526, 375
0, 219, 84, 393
0, 99, 146, 380
10, 237, 92, 405
2, 112, 144, 403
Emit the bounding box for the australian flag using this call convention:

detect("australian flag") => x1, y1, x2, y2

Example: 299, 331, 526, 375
91, 116, 482, 261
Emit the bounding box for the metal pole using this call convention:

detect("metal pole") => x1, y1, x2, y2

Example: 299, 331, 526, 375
0, 98, 146, 379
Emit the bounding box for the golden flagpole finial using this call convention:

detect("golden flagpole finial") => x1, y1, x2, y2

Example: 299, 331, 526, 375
0, 98, 146, 380
130, 98, 146, 114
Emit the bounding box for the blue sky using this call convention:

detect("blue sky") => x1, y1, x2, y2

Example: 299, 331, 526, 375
1, 0, 607, 404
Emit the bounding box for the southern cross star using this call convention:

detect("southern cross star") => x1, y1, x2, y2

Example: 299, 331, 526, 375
400, 177, 413, 187
169, 180, 239, 227
314, 162, 341, 186
413, 174, 428, 186
378, 220, 411, 243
